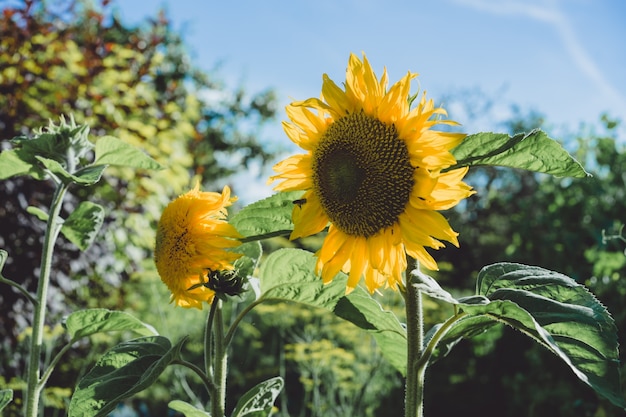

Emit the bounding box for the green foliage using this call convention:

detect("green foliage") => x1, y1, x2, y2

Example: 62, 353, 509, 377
231, 191, 303, 242
430, 115, 626, 416
60, 201, 105, 250
68, 336, 186, 417
0, 2, 278, 414
258, 249, 347, 309
450, 129, 589, 178
257, 248, 408, 376
92, 136, 164, 170
230, 377, 284, 417
432, 263, 624, 408
64, 309, 158, 340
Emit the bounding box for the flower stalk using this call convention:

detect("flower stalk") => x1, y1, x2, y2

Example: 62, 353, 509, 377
204, 299, 227, 417
25, 181, 69, 417
404, 278, 425, 417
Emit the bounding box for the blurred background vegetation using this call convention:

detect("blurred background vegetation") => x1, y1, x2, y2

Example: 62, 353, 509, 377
0, 1, 624, 416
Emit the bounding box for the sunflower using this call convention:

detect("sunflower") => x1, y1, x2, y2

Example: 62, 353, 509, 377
270, 53, 474, 293
154, 183, 242, 308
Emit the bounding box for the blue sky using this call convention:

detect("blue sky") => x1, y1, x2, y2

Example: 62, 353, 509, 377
112, 0, 626, 201
115, 0, 626, 131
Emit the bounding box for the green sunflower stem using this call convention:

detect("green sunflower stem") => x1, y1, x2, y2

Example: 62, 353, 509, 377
405, 277, 425, 417
208, 299, 227, 417
25, 182, 69, 417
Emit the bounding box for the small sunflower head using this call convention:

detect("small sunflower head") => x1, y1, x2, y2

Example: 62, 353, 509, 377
270, 53, 474, 294
154, 182, 242, 309
190, 268, 249, 301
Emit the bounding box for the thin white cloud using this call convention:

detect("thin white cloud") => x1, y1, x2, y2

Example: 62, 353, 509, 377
452, 0, 626, 119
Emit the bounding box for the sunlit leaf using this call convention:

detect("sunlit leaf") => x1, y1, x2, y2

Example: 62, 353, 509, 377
61, 201, 105, 250
259, 248, 408, 374
0, 149, 44, 180
68, 336, 182, 417
258, 248, 345, 309
168, 400, 210, 417
450, 129, 589, 178
231, 191, 302, 242
93, 136, 163, 170
64, 309, 158, 340
231, 376, 284, 417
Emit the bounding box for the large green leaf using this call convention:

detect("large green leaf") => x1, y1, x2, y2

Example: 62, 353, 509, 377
64, 309, 158, 340
230, 191, 302, 242
68, 336, 183, 417
429, 263, 625, 409
258, 248, 407, 374
93, 135, 163, 170
449, 129, 589, 178
61, 201, 105, 250
258, 248, 346, 309
231, 376, 284, 417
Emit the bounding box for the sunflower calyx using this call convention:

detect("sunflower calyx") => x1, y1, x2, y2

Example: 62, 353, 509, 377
189, 269, 248, 301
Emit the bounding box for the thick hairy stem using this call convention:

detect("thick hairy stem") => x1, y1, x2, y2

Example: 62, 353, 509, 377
25, 183, 68, 417
404, 280, 425, 417
211, 300, 227, 417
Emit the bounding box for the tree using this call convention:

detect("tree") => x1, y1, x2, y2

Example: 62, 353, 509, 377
0, 0, 277, 414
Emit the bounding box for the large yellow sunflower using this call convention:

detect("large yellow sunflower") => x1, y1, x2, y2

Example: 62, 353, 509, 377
154, 183, 242, 308
270, 53, 474, 293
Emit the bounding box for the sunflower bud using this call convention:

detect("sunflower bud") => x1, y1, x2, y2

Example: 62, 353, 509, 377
204, 269, 248, 300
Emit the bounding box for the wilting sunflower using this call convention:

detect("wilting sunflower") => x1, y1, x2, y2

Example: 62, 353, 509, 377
270, 53, 474, 293
154, 183, 242, 308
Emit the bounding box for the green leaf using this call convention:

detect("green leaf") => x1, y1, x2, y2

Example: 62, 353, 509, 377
258, 248, 346, 309
231, 376, 284, 417
72, 165, 107, 184
450, 129, 590, 178
35, 156, 104, 186
168, 400, 210, 417
27, 206, 50, 222
0, 149, 45, 180
431, 263, 625, 409
0, 389, 13, 412
61, 201, 105, 250
231, 191, 302, 242
64, 309, 158, 340
335, 288, 407, 375
409, 268, 459, 305
233, 240, 263, 280
35, 156, 74, 183
259, 248, 408, 374
93, 136, 163, 170
10, 119, 93, 168
68, 336, 182, 417
0, 250, 6, 273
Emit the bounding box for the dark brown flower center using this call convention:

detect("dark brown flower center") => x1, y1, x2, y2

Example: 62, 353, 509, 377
312, 111, 414, 237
